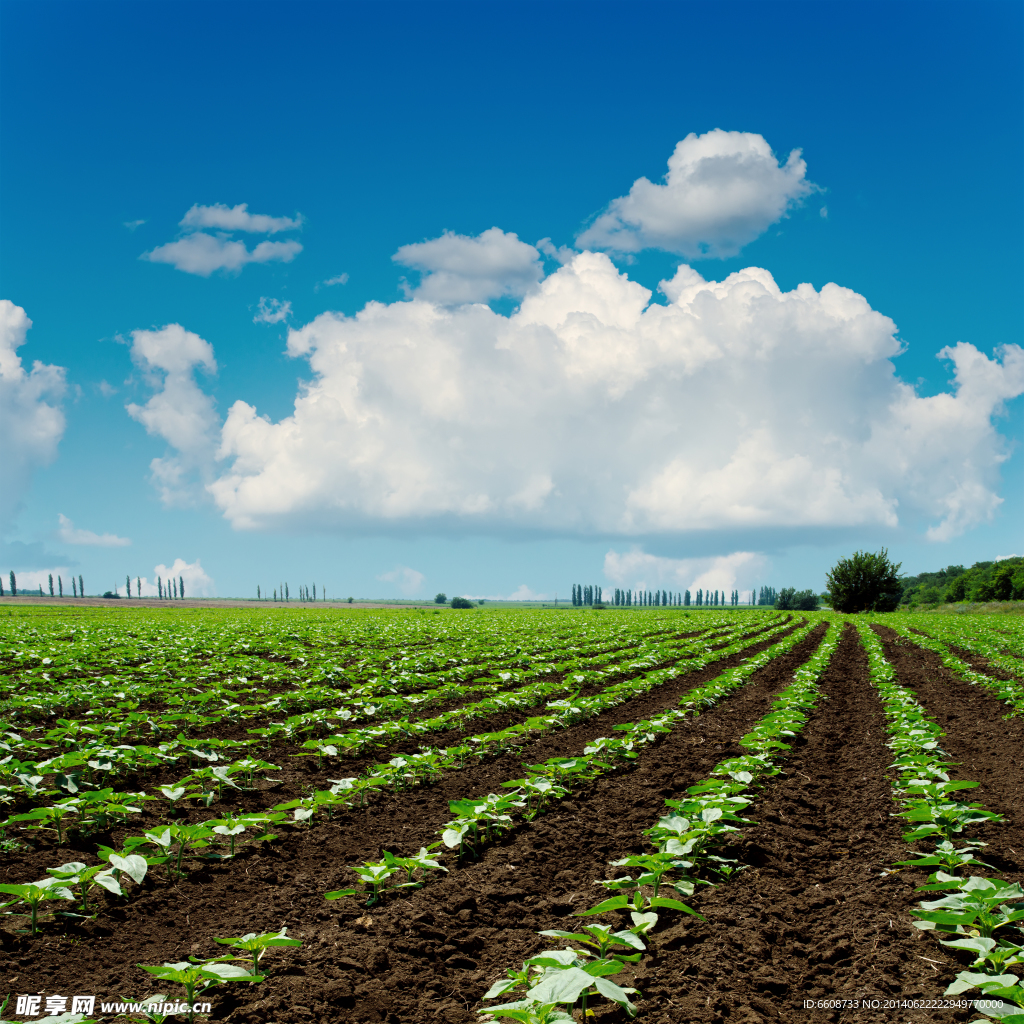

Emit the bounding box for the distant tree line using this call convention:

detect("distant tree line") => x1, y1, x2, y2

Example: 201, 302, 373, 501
255, 583, 328, 602
2, 572, 84, 598
899, 556, 1024, 606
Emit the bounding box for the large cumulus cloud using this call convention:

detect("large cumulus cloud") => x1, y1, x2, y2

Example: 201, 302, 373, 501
0, 301, 66, 530
163, 253, 1024, 541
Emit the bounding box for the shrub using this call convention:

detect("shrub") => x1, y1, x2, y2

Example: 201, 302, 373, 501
450, 596, 473, 609
826, 549, 903, 613
775, 588, 818, 611
434, 593, 448, 604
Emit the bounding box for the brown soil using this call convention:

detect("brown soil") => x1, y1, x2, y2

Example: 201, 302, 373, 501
873, 626, 1024, 875
3, 622, 1016, 1023
0, 624, 822, 1021
0, 621, 807, 887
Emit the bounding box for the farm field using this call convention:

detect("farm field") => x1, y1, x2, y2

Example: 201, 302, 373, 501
0, 606, 1022, 1024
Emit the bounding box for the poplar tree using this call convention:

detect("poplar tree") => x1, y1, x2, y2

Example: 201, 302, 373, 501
126, 575, 131, 598
49, 574, 54, 596
78, 574, 84, 598
72, 576, 76, 597
58, 576, 63, 597
258, 585, 261, 600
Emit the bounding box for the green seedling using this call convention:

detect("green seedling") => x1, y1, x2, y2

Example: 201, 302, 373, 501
213, 927, 302, 977
895, 840, 995, 875
484, 948, 639, 1020
0, 879, 75, 933
603, 853, 687, 898
6, 799, 80, 844
479, 1001, 575, 1023
45, 860, 123, 912
500, 777, 567, 820
538, 922, 645, 961
897, 799, 1003, 842
137, 958, 262, 1024
939, 936, 1024, 974
912, 875, 1024, 937
943, 971, 1024, 1019
578, 888, 701, 924
324, 860, 413, 906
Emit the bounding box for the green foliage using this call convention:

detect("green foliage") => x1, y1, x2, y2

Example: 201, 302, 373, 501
450, 596, 474, 609
434, 592, 447, 604
774, 588, 818, 611
826, 548, 903, 612
212, 928, 302, 976
136, 958, 261, 1024
899, 556, 1024, 606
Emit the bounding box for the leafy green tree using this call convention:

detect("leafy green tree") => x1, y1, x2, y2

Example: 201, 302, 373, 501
9, 571, 16, 596
826, 549, 903, 612
78, 574, 84, 597
434, 592, 447, 604
450, 596, 473, 609
776, 588, 818, 610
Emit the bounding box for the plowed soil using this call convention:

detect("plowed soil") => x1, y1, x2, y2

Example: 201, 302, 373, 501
1, 619, 1020, 1024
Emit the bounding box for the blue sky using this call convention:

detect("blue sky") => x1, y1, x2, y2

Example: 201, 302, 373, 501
1, 0, 1021, 601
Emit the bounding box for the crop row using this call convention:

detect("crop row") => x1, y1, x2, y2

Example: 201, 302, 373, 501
0, 619, 805, 898
0, 618, 772, 811
322, 620, 819, 908
884, 621, 1024, 715
472, 620, 841, 1020
856, 622, 1024, 1022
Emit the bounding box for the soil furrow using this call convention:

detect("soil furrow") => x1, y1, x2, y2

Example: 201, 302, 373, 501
0, 623, 824, 1022
873, 625, 1024, 876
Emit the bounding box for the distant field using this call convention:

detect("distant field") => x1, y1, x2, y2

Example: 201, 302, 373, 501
0, 606, 1021, 1023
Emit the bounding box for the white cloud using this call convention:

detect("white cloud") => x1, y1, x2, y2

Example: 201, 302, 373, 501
6, 567, 74, 593
142, 203, 303, 277
254, 298, 292, 325
142, 234, 302, 276
124, 219, 146, 231
0, 301, 66, 530
138, 558, 215, 598
576, 130, 815, 258
125, 253, 1022, 543
57, 514, 131, 547
98, 379, 117, 397
322, 273, 349, 287
376, 565, 426, 595
604, 548, 764, 595
125, 324, 219, 505
393, 228, 544, 304
180, 203, 302, 234
996, 553, 1020, 561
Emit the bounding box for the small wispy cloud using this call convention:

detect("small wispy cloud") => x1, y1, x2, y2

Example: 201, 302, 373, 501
253, 297, 292, 325
58, 513, 131, 547
180, 203, 303, 234
124, 219, 146, 232
324, 273, 349, 286
97, 380, 117, 397
142, 203, 304, 276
